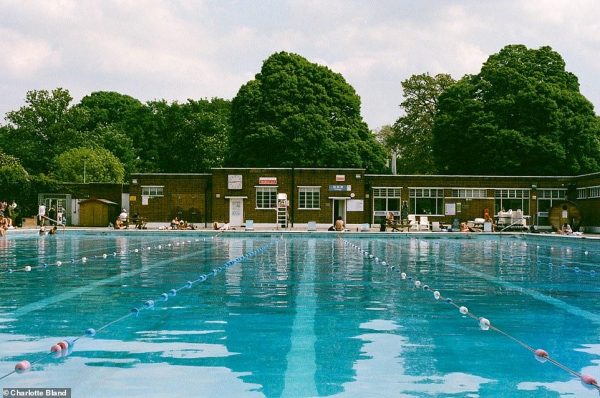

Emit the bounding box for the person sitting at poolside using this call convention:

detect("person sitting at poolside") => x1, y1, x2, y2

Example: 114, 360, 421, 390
219, 223, 230, 231
460, 222, 481, 232
386, 212, 395, 223
118, 209, 129, 228
114, 218, 126, 229
171, 217, 180, 229
334, 216, 345, 231
560, 223, 573, 235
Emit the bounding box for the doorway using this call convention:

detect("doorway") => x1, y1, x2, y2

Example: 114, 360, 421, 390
332, 199, 347, 225
229, 198, 244, 227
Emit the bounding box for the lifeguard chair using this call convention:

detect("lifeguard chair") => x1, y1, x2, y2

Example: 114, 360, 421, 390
277, 193, 288, 228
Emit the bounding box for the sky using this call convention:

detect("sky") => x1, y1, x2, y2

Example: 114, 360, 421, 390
1, 0, 600, 130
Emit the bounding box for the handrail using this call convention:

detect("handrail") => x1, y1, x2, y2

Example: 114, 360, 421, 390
500, 217, 527, 232
41, 216, 67, 232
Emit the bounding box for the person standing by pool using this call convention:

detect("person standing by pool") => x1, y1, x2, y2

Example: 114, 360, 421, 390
0, 215, 9, 237
401, 201, 409, 225
38, 203, 46, 226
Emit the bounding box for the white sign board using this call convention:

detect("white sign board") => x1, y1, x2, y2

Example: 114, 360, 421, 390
346, 199, 364, 212
445, 203, 456, 216
228, 175, 242, 190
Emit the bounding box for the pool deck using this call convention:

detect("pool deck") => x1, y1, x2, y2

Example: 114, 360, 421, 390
6, 224, 600, 240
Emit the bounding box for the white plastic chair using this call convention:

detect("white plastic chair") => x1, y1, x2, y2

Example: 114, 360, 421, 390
245, 220, 254, 231
307, 221, 317, 231
408, 215, 419, 231
419, 216, 430, 231
431, 221, 441, 232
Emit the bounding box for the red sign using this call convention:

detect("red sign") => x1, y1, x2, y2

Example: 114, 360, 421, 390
259, 177, 277, 185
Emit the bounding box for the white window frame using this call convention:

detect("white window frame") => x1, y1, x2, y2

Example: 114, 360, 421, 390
141, 186, 164, 197
409, 187, 444, 216
450, 188, 487, 198
577, 188, 587, 199
372, 187, 402, 219
298, 186, 321, 210
588, 186, 600, 199
255, 186, 277, 209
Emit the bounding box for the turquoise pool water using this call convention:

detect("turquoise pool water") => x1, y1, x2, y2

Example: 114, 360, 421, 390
0, 231, 599, 397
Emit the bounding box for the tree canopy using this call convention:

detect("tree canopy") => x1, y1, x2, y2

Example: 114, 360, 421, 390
387, 73, 455, 174
432, 45, 600, 175
52, 147, 125, 183
227, 52, 387, 172
0, 88, 88, 175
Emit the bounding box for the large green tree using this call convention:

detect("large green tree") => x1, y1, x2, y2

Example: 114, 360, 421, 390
227, 52, 387, 171
77, 91, 154, 174
388, 73, 455, 174
432, 45, 600, 175
148, 98, 231, 172
0, 88, 88, 175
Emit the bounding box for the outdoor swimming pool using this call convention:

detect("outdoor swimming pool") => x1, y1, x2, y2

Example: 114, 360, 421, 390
0, 231, 599, 397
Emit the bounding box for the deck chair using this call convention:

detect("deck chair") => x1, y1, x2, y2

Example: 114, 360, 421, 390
360, 223, 370, 232
307, 221, 317, 231
431, 221, 441, 232
419, 216, 430, 231
408, 215, 419, 231
483, 221, 493, 232
245, 220, 254, 231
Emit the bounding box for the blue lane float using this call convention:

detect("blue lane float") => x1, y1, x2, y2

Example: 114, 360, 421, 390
342, 238, 600, 392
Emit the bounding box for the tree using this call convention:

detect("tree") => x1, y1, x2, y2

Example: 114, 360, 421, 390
388, 73, 455, 174
1, 88, 88, 175
77, 91, 155, 174
432, 45, 600, 175
227, 52, 387, 172
52, 147, 125, 183
149, 98, 231, 172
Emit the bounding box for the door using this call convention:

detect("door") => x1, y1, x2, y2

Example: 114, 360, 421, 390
229, 198, 244, 227
332, 199, 347, 225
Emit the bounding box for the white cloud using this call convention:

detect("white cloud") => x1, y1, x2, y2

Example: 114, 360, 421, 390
0, 28, 61, 77
1, 0, 600, 127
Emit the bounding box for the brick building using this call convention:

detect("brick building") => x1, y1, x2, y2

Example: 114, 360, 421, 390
42, 168, 600, 232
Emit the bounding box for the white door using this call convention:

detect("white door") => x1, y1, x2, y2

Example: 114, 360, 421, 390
229, 198, 244, 227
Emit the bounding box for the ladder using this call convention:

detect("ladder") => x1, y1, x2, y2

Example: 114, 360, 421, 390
277, 207, 288, 228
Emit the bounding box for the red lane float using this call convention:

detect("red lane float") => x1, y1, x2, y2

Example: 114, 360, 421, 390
14, 360, 31, 372
581, 374, 598, 386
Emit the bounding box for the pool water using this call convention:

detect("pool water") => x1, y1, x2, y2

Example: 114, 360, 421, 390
0, 232, 599, 397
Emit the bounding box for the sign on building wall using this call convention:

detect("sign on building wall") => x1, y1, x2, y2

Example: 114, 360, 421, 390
347, 199, 364, 212
228, 175, 243, 190
329, 185, 351, 192
335, 175, 345, 182
445, 203, 456, 215
259, 177, 277, 185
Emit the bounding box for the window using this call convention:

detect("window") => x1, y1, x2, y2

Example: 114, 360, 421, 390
536, 189, 566, 212
450, 188, 487, 198
372, 187, 401, 224
141, 186, 164, 197
589, 186, 600, 198
256, 187, 277, 209
409, 188, 444, 215
577, 188, 587, 199
536, 189, 566, 226
298, 187, 320, 209
495, 189, 530, 214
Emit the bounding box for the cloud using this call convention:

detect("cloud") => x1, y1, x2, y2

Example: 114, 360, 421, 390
0, 28, 61, 78
1, 0, 600, 127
